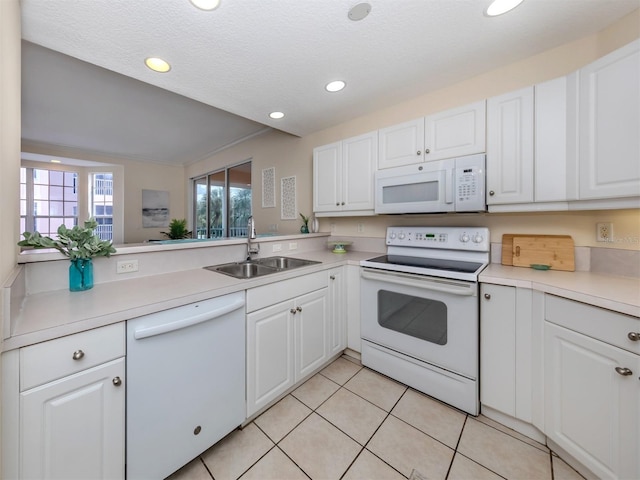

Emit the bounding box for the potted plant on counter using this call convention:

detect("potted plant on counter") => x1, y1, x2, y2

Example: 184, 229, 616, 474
18, 218, 116, 291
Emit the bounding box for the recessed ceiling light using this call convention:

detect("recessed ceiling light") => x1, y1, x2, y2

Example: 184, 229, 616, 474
269, 111, 285, 119
144, 57, 171, 73
348, 3, 371, 21
326, 80, 346, 92
485, 0, 524, 16
189, 0, 220, 11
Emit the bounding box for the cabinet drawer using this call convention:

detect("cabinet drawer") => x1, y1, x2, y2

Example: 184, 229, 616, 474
20, 323, 125, 391
545, 294, 640, 354
247, 271, 328, 313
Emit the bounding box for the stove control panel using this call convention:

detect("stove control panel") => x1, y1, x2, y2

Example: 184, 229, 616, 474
386, 226, 490, 251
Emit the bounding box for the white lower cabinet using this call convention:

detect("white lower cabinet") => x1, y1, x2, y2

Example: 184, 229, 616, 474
246, 271, 331, 417
544, 295, 640, 480
13, 323, 126, 480
480, 284, 543, 439
21, 358, 125, 480
328, 267, 347, 357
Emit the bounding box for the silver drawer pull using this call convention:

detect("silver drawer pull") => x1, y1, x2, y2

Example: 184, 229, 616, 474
72, 350, 85, 360
484, 293, 491, 300
628, 332, 640, 341
290, 308, 297, 314
296, 306, 302, 312
615, 367, 633, 376
112, 376, 122, 386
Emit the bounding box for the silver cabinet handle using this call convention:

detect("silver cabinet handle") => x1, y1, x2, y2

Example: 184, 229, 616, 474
336, 202, 340, 206
72, 350, 85, 360
628, 332, 640, 341
484, 293, 491, 299
290, 308, 297, 314
112, 377, 122, 386
425, 148, 430, 154
341, 202, 345, 206
489, 191, 495, 196
330, 275, 336, 280
296, 306, 302, 312
615, 367, 633, 376
416, 150, 421, 156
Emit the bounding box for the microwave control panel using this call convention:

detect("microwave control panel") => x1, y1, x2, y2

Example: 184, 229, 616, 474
455, 155, 485, 212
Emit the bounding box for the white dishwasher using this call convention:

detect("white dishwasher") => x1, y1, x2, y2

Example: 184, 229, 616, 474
126, 291, 246, 480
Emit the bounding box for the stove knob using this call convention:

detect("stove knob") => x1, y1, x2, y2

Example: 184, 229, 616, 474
460, 234, 470, 243
398, 233, 406, 240
473, 234, 484, 243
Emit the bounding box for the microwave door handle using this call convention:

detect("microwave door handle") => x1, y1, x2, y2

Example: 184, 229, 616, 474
445, 168, 454, 204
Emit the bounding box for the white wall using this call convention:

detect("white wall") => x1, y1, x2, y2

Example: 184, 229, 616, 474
185, 9, 640, 250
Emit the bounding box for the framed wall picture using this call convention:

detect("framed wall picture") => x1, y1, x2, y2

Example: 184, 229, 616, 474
280, 176, 296, 220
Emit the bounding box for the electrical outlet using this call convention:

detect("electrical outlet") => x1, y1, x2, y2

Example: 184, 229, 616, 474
272, 244, 282, 252
289, 242, 298, 250
357, 223, 364, 233
117, 259, 139, 274
596, 222, 613, 242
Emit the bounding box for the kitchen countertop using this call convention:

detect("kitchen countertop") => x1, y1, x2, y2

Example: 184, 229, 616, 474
3, 250, 376, 352
480, 264, 640, 317
5, 252, 639, 352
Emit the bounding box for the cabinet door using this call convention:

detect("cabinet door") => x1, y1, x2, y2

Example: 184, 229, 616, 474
578, 40, 640, 199
486, 87, 534, 204
247, 300, 295, 416
378, 117, 425, 169
295, 288, 328, 381
342, 131, 377, 211
424, 100, 486, 161
535, 75, 574, 203
480, 284, 516, 416
21, 358, 125, 480
545, 322, 639, 480
328, 268, 346, 357
313, 141, 342, 213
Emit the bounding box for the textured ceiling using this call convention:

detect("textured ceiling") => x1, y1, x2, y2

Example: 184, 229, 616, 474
20, 0, 639, 166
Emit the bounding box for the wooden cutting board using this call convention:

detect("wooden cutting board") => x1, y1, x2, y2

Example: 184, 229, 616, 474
502, 234, 575, 271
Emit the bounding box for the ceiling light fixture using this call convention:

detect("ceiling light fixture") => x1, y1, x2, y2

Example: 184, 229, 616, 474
269, 111, 285, 119
485, 0, 524, 16
325, 80, 346, 92
50, 159, 61, 163
189, 0, 220, 11
348, 3, 371, 21
144, 57, 171, 73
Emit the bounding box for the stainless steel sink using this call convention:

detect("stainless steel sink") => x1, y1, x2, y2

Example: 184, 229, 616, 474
204, 256, 319, 279
257, 256, 319, 270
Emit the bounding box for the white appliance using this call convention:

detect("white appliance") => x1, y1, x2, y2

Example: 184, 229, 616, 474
126, 292, 246, 480
374, 154, 486, 214
360, 226, 489, 415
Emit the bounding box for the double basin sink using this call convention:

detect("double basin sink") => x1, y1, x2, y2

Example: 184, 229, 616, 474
204, 256, 320, 279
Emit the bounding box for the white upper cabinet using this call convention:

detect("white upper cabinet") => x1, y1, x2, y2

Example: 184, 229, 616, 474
378, 118, 425, 169
486, 86, 535, 205
313, 131, 377, 216
378, 101, 486, 169
578, 39, 640, 200
424, 100, 486, 161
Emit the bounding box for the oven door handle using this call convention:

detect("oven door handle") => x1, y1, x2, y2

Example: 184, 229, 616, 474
361, 268, 476, 296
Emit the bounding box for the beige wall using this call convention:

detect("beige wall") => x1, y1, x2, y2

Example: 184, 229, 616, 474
21, 142, 186, 244
186, 9, 640, 250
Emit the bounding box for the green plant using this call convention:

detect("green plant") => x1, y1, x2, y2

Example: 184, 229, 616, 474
161, 218, 192, 239
18, 218, 116, 260
299, 213, 310, 227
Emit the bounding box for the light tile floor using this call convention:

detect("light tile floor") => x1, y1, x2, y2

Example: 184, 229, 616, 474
167, 355, 585, 480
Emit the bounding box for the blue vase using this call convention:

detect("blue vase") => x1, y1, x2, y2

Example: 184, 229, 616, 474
300, 225, 309, 234
69, 258, 94, 292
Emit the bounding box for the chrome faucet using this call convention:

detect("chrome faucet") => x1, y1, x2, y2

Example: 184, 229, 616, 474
247, 216, 259, 259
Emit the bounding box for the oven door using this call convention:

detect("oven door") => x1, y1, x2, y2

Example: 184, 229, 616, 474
360, 267, 478, 379
374, 159, 455, 214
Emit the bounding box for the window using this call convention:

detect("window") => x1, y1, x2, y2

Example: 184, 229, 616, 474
20, 167, 78, 238
193, 161, 251, 238
89, 173, 114, 240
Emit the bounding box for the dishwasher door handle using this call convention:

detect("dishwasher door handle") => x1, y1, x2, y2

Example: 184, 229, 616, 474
133, 298, 245, 340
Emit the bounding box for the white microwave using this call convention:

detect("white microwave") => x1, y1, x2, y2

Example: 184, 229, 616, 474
374, 154, 486, 214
